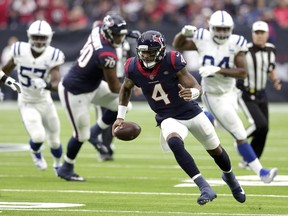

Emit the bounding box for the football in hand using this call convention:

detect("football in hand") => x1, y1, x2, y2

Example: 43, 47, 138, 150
114, 121, 141, 141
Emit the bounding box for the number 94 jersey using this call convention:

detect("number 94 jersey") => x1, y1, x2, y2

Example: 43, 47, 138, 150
11, 41, 65, 103
193, 28, 247, 94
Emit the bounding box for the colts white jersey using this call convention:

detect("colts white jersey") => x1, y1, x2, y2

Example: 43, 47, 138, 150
193, 28, 247, 94
11, 42, 65, 103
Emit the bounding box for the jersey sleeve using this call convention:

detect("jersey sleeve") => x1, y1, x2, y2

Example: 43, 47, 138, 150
50, 48, 65, 66
231, 34, 248, 52
168, 51, 187, 72
98, 48, 118, 69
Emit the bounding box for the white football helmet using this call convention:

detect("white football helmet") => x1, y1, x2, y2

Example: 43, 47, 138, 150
27, 20, 54, 53
209, 10, 234, 44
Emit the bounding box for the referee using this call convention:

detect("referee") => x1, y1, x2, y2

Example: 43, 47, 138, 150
237, 21, 282, 169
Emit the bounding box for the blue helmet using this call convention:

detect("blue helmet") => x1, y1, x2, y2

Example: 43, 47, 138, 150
136, 30, 166, 69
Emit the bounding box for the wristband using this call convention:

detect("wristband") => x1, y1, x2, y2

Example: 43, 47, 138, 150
0, 70, 6, 81
190, 88, 200, 100
117, 105, 128, 119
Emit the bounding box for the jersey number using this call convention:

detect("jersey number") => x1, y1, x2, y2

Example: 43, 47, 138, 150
152, 83, 170, 104
202, 56, 229, 68
19, 66, 46, 87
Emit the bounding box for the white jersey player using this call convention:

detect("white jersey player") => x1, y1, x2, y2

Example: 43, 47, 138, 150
173, 10, 277, 183
1, 20, 65, 173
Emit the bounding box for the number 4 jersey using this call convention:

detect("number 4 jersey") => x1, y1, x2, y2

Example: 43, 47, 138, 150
11, 41, 65, 103
125, 51, 202, 125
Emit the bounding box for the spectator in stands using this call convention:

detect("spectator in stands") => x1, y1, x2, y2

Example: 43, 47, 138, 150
68, 5, 89, 31
45, 0, 69, 30
10, 0, 37, 27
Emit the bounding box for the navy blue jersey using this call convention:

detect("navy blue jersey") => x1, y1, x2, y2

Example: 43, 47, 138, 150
125, 51, 202, 124
63, 26, 118, 94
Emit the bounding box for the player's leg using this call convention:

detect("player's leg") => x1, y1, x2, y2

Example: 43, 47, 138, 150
188, 112, 245, 203
92, 106, 114, 161
56, 82, 90, 181
41, 102, 63, 174
19, 102, 47, 170
161, 118, 216, 205
203, 93, 277, 183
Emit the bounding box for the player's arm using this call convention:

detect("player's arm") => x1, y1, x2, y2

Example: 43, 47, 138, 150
177, 67, 202, 101
172, 28, 198, 51
49, 66, 61, 91
0, 58, 21, 93
112, 77, 135, 135
217, 51, 247, 79
103, 67, 122, 93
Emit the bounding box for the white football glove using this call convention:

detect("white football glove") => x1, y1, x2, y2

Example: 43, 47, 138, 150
181, 25, 197, 37
199, 66, 221, 78
32, 78, 47, 89
4, 77, 21, 93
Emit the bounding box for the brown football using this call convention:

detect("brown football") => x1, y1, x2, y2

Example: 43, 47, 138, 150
114, 121, 141, 141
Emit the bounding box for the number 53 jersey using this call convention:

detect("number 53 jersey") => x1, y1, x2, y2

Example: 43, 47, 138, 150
11, 41, 65, 103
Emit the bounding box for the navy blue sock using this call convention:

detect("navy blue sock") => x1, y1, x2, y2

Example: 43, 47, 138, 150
237, 142, 257, 163
211, 147, 231, 172
167, 137, 200, 178
29, 140, 42, 151
89, 124, 102, 144
50, 145, 62, 159
66, 137, 83, 160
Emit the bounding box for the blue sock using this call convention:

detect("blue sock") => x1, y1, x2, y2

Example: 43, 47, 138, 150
167, 137, 200, 178
50, 145, 62, 159
89, 124, 102, 144
237, 142, 257, 163
67, 137, 83, 160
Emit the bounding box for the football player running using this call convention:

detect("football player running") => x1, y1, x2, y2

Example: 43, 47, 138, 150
173, 10, 278, 183
112, 30, 246, 205
1, 20, 64, 173
57, 14, 130, 181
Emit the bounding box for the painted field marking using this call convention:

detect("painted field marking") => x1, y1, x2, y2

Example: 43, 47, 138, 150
175, 175, 288, 187
0, 202, 84, 209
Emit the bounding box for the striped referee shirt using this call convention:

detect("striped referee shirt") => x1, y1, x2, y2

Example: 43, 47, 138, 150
243, 42, 276, 93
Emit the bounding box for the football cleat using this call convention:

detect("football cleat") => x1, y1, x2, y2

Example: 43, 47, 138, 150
222, 174, 246, 203
260, 168, 278, 184
31, 152, 47, 170
197, 187, 217, 205
57, 162, 85, 182
53, 161, 62, 176
98, 153, 114, 162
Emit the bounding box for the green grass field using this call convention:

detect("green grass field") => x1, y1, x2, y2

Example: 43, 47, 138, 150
0, 101, 288, 216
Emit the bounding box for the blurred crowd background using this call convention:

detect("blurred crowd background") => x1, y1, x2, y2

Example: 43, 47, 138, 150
0, 0, 288, 31
0, 0, 288, 101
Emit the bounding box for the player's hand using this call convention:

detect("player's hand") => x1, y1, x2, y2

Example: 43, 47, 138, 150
178, 84, 200, 101
112, 119, 124, 137
4, 77, 21, 93
199, 65, 221, 78
32, 78, 47, 89
181, 25, 197, 37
